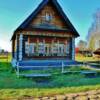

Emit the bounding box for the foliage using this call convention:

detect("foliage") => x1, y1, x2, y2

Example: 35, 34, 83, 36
78, 40, 87, 51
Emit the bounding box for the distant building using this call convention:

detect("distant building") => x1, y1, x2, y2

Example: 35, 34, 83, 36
87, 9, 100, 51
78, 40, 87, 51
11, 0, 79, 67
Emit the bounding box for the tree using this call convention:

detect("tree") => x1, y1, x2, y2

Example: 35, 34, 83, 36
78, 40, 87, 51
87, 9, 100, 51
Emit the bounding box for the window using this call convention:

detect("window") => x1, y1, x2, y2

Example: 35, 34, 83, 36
29, 43, 34, 55
52, 44, 58, 55
25, 42, 29, 54
42, 12, 52, 23
45, 44, 51, 56
38, 43, 45, 55
66, 43, 70, 54
58, 44, 64, 56
45, 13, 52, 22
25, 42, 35, 55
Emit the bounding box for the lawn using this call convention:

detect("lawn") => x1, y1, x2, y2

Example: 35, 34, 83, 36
0, 54, 100, 99
76, 54, 99, 62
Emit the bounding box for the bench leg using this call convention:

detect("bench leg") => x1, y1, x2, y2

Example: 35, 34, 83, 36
16, 66, 19, 78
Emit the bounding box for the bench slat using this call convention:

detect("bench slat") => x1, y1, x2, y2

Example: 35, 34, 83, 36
19, 73, 51, 78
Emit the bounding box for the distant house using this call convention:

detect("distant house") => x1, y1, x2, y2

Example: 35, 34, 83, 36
11, 0, 79, 66
78, 40, 87, 51
87, 9, 100, 51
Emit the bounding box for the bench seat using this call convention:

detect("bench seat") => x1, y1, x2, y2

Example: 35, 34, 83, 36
19, 73, 52, 78
17, 66, 52, 70
81, 71, 97, 77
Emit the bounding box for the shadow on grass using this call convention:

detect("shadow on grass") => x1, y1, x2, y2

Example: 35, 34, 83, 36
0, 61, 100, 89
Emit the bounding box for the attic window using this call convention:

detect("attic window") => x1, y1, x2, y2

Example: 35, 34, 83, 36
42, 12, 52, 23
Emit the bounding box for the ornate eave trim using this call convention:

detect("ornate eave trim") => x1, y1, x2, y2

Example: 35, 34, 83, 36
19, 32, 73, 38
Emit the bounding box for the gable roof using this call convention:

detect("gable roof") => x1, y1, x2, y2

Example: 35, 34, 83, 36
11, 0, 80, 40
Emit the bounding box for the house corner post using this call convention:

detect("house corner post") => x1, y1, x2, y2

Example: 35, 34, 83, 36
12, 40, 14, 58
16, 35, 19, 61
72, 38, 75, 60
19, 34, 23, 61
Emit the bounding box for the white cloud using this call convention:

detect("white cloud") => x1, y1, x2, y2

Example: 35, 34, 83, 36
0, 39, 11, 52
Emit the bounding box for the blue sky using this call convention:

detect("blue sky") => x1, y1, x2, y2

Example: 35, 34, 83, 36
0, 0, 100, 51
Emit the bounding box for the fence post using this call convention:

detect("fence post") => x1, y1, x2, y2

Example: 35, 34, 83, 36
16, 63, 19, 78
62, 62, 64, 73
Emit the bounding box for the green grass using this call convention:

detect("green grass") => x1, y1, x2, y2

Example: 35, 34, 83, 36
0, 54, 100, 99
1, 85, 100, 99
76, 54, 99, 62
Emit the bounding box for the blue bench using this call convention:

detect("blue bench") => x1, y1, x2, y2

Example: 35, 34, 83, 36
19, 73, 51, 78
81, 71, 97, 78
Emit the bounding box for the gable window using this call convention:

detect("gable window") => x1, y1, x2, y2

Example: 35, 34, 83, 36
42, 12, 52, 23
45, 12, 52, 22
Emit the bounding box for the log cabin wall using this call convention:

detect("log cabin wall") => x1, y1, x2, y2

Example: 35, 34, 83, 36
28, 36, 70, 44
17, 31, 73, 38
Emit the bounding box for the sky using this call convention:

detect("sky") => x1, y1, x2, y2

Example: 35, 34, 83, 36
0, 0, 100, 52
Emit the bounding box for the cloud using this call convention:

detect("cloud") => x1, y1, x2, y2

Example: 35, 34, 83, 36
0, 39, 11, 52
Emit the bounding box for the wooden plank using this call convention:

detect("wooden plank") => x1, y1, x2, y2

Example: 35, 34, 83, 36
62, 71, 80, 74
81, 71, 97, 74
19, 73, 51, 78
18, 66, 51, 70
81, 71, 97, 78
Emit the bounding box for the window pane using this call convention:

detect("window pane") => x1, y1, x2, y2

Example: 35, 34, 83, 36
38, 43, 45, 54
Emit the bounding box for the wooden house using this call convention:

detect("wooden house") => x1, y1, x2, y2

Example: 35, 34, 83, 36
11, 0, 79, 67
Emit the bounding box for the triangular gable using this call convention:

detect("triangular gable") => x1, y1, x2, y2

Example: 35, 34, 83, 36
11, 0, 79, 40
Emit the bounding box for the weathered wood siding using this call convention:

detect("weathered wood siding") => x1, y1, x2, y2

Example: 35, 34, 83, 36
30, 3, 67, 29
16, 31, 73, 38
28, 36, 70, 43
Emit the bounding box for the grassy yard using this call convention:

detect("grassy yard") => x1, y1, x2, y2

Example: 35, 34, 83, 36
0, 54, 100, 99
76, 54, 99, 62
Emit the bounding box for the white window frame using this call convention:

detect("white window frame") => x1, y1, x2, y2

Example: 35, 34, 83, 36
59, 44, 64, 56
44, 12, 52, 22
38, 43, 45, 54
52, 44, 58, 54
66, 43, 70, 54
25, 42, 35, 55
29, 43, 34, 54
25, 42, 29, 54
